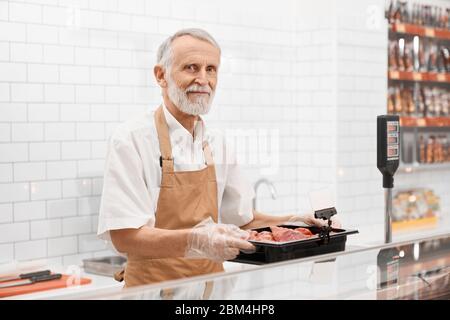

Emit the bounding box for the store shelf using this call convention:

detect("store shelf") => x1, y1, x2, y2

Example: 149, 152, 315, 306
388, 70, 450, 83
400, 116, 450, 128
392, 216, 438, 232
390, 22, 450, 40
398, 162, 450, 173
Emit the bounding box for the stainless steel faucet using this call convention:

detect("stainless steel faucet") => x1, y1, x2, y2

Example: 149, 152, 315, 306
253, 178, 277, 211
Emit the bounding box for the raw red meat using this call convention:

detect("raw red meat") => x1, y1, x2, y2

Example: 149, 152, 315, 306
270, 226, 309, 241
294, 227, 313, 237
255, 231, 274, 241
248, 230, 275, 241
247, 226, 314, 243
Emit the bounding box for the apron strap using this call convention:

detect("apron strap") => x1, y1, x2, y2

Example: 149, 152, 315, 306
202, 281, 215, 299
202, 141, 215, 166
154, 106, 174, 172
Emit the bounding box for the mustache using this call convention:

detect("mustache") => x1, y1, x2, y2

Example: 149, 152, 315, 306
185, 84, 212, 94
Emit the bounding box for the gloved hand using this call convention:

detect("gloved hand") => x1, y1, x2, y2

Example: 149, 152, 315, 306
185, 217, 256, 262
286, 212, 342, 229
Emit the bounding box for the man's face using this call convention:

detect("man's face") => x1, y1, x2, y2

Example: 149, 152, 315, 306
165, 35, 220, 115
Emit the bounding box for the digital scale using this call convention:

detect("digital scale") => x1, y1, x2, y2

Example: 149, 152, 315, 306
377, 115, 400, 243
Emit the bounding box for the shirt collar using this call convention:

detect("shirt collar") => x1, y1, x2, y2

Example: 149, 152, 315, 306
162, 103, 205, 143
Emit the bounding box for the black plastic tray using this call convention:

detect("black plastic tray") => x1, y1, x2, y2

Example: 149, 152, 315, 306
231, 225, 359, 265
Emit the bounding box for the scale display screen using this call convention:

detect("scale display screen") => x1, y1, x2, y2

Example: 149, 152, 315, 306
386, 121, 399, 161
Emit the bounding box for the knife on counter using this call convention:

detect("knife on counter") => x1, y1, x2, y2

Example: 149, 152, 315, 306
0, 270, 51, 283
0, 273, 62, 289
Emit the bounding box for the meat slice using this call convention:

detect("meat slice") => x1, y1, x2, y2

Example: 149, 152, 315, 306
294, 227, 314, 237
255, 231, 274, 241
248, 230, 259, 240
270, 226, 308, 241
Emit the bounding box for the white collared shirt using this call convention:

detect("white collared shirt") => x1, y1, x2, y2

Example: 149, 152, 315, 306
97, 104, 255, 243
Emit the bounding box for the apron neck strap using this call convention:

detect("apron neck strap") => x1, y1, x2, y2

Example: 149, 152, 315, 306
202, 141, 214, 166
155, 106, 174, 172
154, 105, 215, 170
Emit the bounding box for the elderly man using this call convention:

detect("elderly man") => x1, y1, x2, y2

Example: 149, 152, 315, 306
97, 28, 337, 289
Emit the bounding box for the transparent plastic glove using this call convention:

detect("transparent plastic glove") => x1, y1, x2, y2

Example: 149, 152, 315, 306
286, 212, 342, 229
185, 217, 256, 262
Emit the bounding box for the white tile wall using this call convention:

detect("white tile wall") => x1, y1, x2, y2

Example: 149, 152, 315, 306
0, 0, 448, 267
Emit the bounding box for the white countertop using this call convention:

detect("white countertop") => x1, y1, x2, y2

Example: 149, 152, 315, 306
3, 261, 255, 300
4, 219, 449, 300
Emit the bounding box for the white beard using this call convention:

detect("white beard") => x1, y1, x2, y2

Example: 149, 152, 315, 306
167, 75, 215, 116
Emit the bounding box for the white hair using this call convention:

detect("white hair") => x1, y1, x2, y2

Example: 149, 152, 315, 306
156, 28, 221, 71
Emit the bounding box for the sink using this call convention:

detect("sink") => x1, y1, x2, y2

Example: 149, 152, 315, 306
82, 256, 127, 277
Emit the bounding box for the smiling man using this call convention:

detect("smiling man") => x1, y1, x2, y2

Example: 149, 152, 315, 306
97, 29, 338, 291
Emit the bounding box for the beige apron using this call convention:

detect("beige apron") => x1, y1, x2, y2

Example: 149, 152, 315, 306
114, 105, 224, 297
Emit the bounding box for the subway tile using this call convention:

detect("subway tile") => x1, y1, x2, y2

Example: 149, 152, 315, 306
89, 30, 117, 49
88, 0, 117, 11
130, 15, 157, 33
91, 215, 98, 233
59, 28, 90, 47
103, 12, 131, 31
0, 143, 28, 162
44, 123, 76, 141
117, 0, 145, 15
74, 47, 104, 66
0, 103, 27, 121
62, 216, 92, 235
76, 123, 104, 141
90, 105, 119, 122
91, 141, 107, 159
44, 84, 75, 103
15, 239, 47, 260
30, 219, 61, 239
11, 123, 44, 142
90, 67, 118, 85
79, 9, 104, 29
62, 252, 93, 267
78, 196, 100, 215
14, 201, 46, 221
9, 2, 42, 23
62, 178, 92, 198
28, 103, 60, 122
28, 64, 59, 83
42, 5, 67, 25
105, 86, 134, 103
30, 142, 60, 161
0, 163, 12, 182
47, 198, 77, 218
104, 49, 132, 67
0, 1, 8, 21
78, 234, 106, 253
48, 236, 77, 257
60, 65, 90, 84
0, 22, 26, 42
61, 141, 91, 160
77, 160, 104, 178
0, 83, 9, 101
0, 244, 13, 263
46, 161, 77, 179
75, 85, 104, 103
0, 203, 13, 223
0, 62, 27, 82
0, 124, 10, 142
0, 222, 29, 243
13, 162, 46, 182
11, 83, 44, 102
43, 45, 74, 64
60, 104, 90, 121
30, 180, 61, 201
26, 24, 59, 44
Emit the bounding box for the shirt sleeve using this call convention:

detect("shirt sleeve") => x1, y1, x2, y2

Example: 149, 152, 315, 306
219, 140, 255, 227
97, 133, 155, 242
